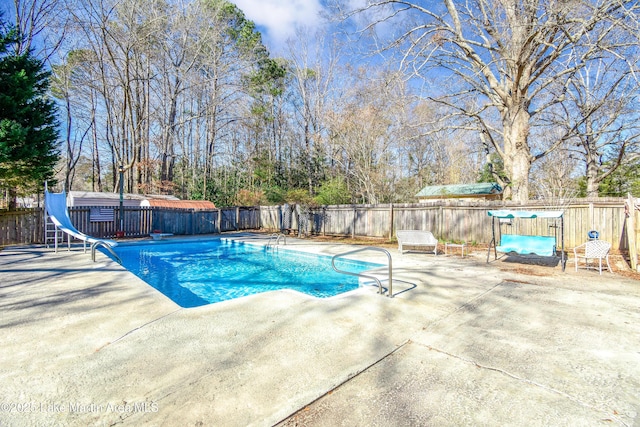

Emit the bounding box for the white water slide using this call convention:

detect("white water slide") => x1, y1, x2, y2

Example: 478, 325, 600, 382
44, 185, 118, 253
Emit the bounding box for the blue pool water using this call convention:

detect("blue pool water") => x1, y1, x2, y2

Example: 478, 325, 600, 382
107, 239, 382, 307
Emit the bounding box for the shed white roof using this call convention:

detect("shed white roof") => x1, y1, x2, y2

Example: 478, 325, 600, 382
68, 191, 179, 207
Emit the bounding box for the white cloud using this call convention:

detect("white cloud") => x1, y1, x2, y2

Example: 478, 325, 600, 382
231, 0, 323, 51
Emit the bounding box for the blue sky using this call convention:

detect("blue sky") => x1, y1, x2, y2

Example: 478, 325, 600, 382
230, 0, 327, 53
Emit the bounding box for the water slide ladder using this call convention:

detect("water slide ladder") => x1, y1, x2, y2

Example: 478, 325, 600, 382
44, 210, 67, 250
331, 247, 393, 297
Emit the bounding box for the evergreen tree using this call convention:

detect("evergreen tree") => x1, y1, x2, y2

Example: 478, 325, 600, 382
0, 19, 59, 209
477, 153, 507, 186
577, 160, 640, 198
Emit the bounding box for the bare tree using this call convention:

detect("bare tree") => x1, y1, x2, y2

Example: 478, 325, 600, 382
52, 0, 273, 201
286, 27, 341, 195
530, 145, 580, 203
50, 55, 89, 191
65, 0, 159, 192
328, 68, 402, 203
340, 0, 640, 202
396, 98, 485, 189
8, 0, 67, 60
546, 56, 640, 197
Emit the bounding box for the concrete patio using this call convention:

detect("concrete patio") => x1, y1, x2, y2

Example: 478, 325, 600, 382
1, 233, 638, 426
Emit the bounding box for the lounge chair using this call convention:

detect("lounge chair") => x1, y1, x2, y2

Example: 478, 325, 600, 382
396, 230, 438, 255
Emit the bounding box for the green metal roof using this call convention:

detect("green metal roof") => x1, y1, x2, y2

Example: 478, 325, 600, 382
415, 183, 502, 198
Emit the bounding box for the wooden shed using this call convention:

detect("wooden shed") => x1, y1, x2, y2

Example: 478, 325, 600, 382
68, 191, 150, 208
67, 191, 180, 222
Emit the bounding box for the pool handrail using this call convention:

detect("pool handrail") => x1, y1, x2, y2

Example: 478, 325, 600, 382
331, 247, 393, 297
266, 233, 286, 249
91, 240, 122, 264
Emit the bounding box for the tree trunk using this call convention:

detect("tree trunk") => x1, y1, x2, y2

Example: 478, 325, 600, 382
8, 188, 17, 210
583, 119, 600, 198
502, 107, 531, 202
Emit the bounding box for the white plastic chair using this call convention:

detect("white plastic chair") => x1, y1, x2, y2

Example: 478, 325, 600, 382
573, 240, 612, 274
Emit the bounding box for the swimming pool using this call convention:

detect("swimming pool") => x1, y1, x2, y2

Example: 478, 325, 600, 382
107, 238, 383, 307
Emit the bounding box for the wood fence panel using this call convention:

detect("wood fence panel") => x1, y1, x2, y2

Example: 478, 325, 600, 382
392, 204, 439, 236
440, 206, 490, 244
238, 208, 248, 229
354, 207, 370, 236
239, 207, 260, 230
474, 208, 494, 244
67, 206, 152, 238
0, 198, 634, 253
362, 205, 391, 237
0, 208, 42, 246
260, 206, 280, 231
603, 205, 627, 251
193, 210, 218, 235
310, 210, 324, 235
320, 205, 354, 235
123, 207, 148, 237
219, 208, 237, 232
563, 206, 583, 250
69, 207, 91, 236
153, 208, 188, 235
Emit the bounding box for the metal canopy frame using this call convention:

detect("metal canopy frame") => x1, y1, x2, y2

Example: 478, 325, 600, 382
487, 210, 565, 271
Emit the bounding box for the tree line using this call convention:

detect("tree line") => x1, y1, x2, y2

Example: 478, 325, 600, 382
1, 0, 639, 209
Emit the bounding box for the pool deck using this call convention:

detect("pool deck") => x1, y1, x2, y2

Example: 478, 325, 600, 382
1, 233, 639, 426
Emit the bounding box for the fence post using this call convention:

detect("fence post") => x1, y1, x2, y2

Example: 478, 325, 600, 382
322, 206, 326, 237
236, 206, 240, 231
352, 206, 356, 239
438, 205, 443, 240
257, 206, 261, 230
627, 193, 638, 271
388, 203, 394, 240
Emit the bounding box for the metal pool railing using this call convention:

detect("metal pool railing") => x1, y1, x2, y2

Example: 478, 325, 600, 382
91, 240, 122, 264
266, 233, 287, 249
331, 247, 393, 297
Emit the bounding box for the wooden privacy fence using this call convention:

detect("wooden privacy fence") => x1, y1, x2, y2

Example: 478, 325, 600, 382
0, 199, 638, 259
260, 198, 639, 253
150, 207, 259, 235
71, 206, 260, 238
0, 206, 262, 246
0, 208, 43, 246
69, 206, 153, 238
